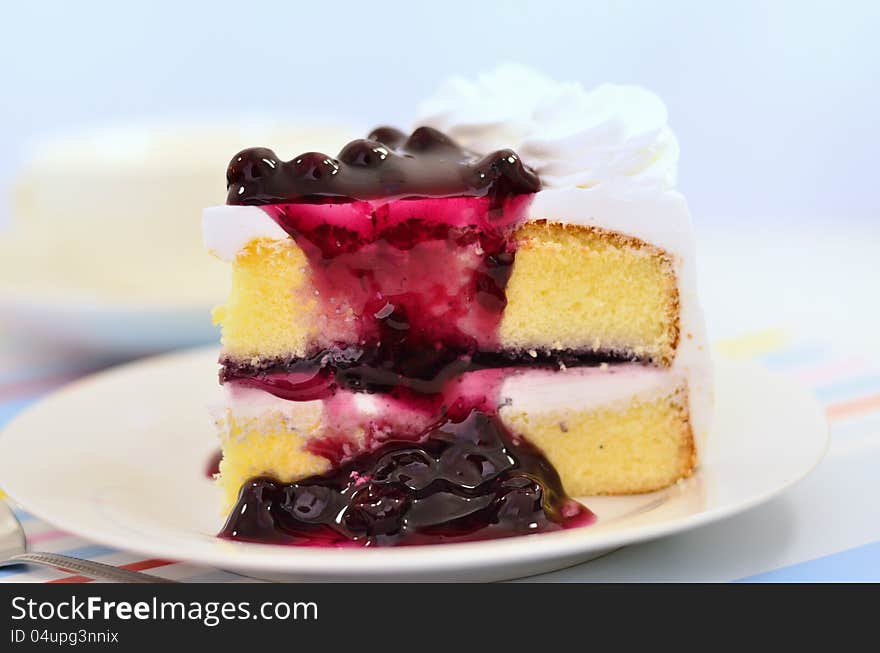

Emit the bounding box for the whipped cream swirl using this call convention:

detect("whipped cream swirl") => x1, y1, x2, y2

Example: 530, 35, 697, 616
417, 64, 679, 191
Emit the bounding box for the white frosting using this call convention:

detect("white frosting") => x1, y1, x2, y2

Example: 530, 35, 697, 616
202, 65, 713, 453
202, 205, 288, 260
499, 364, 686, 415
212, 384, 323, 426
417, 64, 678, 192
219, 364, 687, 433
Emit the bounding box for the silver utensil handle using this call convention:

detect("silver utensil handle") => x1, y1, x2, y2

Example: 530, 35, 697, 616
6, 552, 176, 583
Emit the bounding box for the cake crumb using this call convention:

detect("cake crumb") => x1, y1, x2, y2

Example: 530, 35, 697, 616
558, 422, 568, 432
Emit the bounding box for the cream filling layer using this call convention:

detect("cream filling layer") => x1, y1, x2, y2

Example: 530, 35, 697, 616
214, 363, 689, 440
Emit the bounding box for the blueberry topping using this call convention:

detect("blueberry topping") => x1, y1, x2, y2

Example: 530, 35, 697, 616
291, 152, 339, 180
368, 126, 407, 148
338, 139, 389, 167
226, 147, 279, 186
402, 126, 459, 153
469, 149, 541, 195
225, 126, 540, 204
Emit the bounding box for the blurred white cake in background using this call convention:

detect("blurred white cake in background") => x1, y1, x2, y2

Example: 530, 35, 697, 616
0, 120, 355, 353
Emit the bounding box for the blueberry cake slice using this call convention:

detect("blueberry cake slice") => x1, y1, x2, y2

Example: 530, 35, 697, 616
203, 68, 712, 546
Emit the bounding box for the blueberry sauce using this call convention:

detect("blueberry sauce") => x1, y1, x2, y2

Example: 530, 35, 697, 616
220, 410, 594, 547
221, 346, 637, 400
259, 195, 531, 358
226, 126, 540, 205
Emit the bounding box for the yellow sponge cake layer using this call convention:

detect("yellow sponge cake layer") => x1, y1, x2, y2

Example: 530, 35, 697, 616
212, 238, 321, 364
500, 221, 679, 365
216, 414, 332, 510
501, 392, 694, 495
215, 222, 680, 365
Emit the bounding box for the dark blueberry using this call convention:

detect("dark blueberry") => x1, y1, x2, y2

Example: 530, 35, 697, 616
342, 485, 410, 536
281, 485, 335, 523
219, 478, 282, 541
438, 444, 511, 488
226, 147, 280, 187
433, 410, 501, 447
405, 490, 495, 529
494, 477, 544, 528
338, 139, 390, 167
403, 126, 461, 153
290, 152, 339, 180
367, 126, 407, 148
372, 449, 435, 490
469, 148, 541, 193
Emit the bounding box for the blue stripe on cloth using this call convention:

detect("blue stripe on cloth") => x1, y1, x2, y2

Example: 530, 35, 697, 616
0, 544, 122, 579
737, 540, 880, 582
0, 397, 38, 429
12, 508, 34, 522
813, 374, 880, 404
0, 565, 31, 578
758, 342, 828, 369
831, 411, 880, 440
59, 544, 118, 559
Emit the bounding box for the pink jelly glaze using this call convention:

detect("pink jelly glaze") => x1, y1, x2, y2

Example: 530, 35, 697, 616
262, 195, 532, 351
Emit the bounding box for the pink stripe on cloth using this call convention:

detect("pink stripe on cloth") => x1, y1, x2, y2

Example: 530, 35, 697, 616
46, 559, 175, 584
27, 529, 70, 544
794, 357, 870, 387
0, 371, 89, 401
827, 392, 880, 421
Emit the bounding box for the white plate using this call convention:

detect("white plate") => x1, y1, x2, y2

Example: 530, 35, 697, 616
0, 348, 828, 581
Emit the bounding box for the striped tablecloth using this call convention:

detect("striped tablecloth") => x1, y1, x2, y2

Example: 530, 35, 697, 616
1, 328, 878, 583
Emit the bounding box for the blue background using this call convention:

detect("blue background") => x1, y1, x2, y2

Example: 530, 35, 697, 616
1, 0, 878, 225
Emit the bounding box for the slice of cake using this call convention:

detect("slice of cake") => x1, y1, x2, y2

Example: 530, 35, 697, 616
203, 67, 712, 546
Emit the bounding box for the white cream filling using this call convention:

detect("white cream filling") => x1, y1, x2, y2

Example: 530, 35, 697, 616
210, 384, 323, 435
498, 364, 686, 415
218, 364, 687, 432
416, 64, 678, 192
